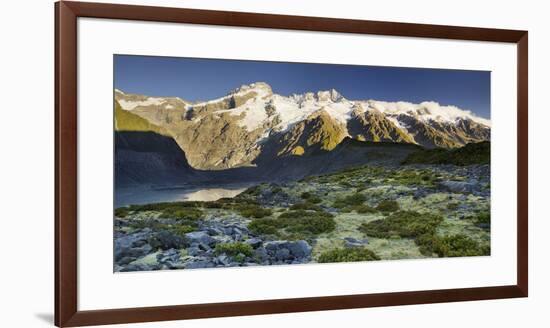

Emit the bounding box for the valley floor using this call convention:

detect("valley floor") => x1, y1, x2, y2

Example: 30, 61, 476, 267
114, 164, 491, 272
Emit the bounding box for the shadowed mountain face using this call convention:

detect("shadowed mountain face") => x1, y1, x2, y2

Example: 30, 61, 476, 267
116, 82, 490, 171
115, 101, 200, 187
247, 137, 422, 182
115, 131, 198, 187
115, 131, 421, 187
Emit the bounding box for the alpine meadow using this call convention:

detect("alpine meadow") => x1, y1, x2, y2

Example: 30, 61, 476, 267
114, 56, 491, 272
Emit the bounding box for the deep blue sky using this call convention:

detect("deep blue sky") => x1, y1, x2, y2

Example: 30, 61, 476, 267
114, 55, 491, 119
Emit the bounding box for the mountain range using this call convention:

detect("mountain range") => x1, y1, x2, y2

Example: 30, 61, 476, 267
115, 82, 490, 172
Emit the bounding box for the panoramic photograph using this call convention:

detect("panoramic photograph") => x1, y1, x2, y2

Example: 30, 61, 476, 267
113, 55, 491, 272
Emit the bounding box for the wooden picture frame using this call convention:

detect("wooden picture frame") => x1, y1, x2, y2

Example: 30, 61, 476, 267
55, 1, 528, 326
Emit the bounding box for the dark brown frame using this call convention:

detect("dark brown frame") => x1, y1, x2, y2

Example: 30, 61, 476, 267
55, 1, 528, 326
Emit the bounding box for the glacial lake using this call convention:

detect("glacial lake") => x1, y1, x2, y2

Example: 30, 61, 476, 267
115, 184, 252, 208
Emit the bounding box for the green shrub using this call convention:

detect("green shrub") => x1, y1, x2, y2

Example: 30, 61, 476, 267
279, 210, 335, 235
238, 205, 272, 218
278, 210, 304, 219
159, 207, 203, 220
375, 200, 400, 212
285, 215, 335, 235
415, 233, 438, 255
290, 202, 323, 211
463, 211, 490, 229
359, 210, 443, 239
346, 193, 367, 205
447, 203, 459, 210
114, 207, 130, 218
214, 197, 261, 211
202, 201, 223, 209
416, 233, 489, 257
333, 193, 367, 208
353, 204, 377, 214
388, 170, 435, 186
434, 234, 489, 257
168, 225, 195, 236
318, 248, 380, 263
128, 201, 200, 212
241, 185, 262, 196
123, 201, 205, 221
402, 141, 490, 166
128, 218, 173, 231
308, 196, 322, 204
475, 212, 491, 226
300, 192, 312, 199
234, 253, 246, 263
248, 218, 280, 235
214, 242, 254, 257
249, 210, 336, 238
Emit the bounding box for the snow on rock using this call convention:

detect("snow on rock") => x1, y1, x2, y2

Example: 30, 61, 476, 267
192, 82, 273, 110
322, 101, 355, 124
215, 97, 269, 132
118, 97, 166, 111
364, 100, 490, 127
230, 82, 273, 98
270, 95, 317, 131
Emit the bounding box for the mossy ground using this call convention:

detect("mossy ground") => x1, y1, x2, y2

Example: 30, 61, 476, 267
116, 163, 490, 265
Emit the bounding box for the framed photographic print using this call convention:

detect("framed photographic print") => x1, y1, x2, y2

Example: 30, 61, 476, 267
55, 1, 528, 327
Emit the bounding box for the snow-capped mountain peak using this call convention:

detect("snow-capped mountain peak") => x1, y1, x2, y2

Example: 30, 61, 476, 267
365, 100, 490, 127
290, 88, 346, 104
317, 88, 344, 102
229, 82, 273, 97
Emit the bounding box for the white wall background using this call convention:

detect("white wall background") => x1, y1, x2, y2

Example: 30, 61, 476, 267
0, 0, 546, 327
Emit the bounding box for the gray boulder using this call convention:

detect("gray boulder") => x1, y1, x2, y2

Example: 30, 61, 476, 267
150, 230, 186, 250
215, 254, 231, 266
254, 247, 269, 262
157, 249, 182, 269
118, 256, 138, 265
185, 231, 216, 247
286, 240, 312, 258
343, 237, 369, 248
186, 245, 204, 257
119, 263, 159, 272
212, 235, 233, 244
438, 181, 478, 193
184, 258, 215, 269
275, 248, 291, 261
264, 241, 287, 252
245, 238, 263, 248
263, 240, 312, 263
413, 188, 429, 200
114, 229, 154, 261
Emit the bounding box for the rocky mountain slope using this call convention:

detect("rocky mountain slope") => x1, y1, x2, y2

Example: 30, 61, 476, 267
115, 82, 490, 170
